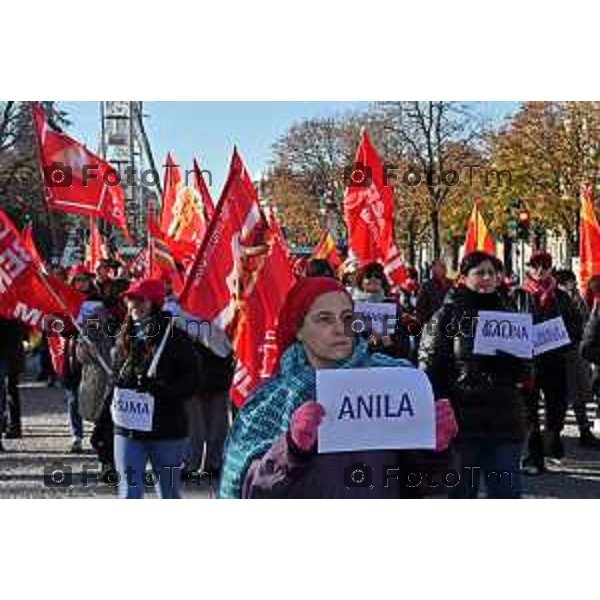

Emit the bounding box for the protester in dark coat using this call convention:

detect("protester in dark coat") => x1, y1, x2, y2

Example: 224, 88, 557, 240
415, 260, 453, 327
512, 252, 584, 472
220, 277, 457, 499
0, 318, 26, 448
111, 279, 201, 499
581, 295, 600, 365
419, 252, 530, 498
554, 269, 600, 447
61, 269, 103, 453
351, 262, 411, 361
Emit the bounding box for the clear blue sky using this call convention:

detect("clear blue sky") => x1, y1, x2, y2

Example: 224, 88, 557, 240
60, 101, 520, 197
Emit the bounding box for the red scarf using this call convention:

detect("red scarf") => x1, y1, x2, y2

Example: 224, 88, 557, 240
522, 275, 557, 311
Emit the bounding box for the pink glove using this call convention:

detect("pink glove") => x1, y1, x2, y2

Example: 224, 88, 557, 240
289, 401, 325, 452
435, 399, 458, 452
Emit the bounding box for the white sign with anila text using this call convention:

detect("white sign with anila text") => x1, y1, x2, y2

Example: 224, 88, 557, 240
316, 367, 435, 453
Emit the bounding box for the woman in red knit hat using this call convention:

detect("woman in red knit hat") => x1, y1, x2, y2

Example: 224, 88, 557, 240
219, 277, 457, 499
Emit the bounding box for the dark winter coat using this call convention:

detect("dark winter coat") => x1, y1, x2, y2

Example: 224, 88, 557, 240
111, 312, 202, 440
418, 286, 530, 441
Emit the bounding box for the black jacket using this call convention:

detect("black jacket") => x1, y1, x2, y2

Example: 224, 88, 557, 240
418, 286, 530, 441
581, 312, 600, 365
111, 312, 202, 440
0, 318, 26, 371
415, 278, 453, 326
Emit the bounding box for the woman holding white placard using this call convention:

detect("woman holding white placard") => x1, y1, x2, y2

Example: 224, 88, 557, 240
513, 252, 583, 473
220, 276, 458, 499
419, 251, 531, 498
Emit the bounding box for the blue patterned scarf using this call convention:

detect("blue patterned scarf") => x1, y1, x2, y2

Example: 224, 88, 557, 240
219, 339, 413, 499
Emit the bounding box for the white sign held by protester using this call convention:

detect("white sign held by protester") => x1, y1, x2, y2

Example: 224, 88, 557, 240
473, 311, 533, 358
533, 316, 570, 355
111, 388, 155, 432
316, 367, 435, 453
353, 301, 398, 336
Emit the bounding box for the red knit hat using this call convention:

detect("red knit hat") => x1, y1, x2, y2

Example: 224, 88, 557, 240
276, 276, 350, 353
123, 278, 165, 306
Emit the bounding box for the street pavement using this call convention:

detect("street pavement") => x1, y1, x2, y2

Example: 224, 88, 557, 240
2, 382, 600, 498
0, 383, 212, 499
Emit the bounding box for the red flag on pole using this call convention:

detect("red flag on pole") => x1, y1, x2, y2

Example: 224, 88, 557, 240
21, 222, 45, 269
179, 148, 263, 335
229, 222, 297, 406
343, 131, 406, 285
192, 158, 215, 223
32, 104, 130, 239
462, 199, 495, 256
159, 153, 213, 249
579, 182, 600, 292
0, 206, 82, 329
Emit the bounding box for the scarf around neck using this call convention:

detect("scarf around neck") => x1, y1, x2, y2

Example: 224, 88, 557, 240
218, 338, 413, 499
522, 275, 557, 311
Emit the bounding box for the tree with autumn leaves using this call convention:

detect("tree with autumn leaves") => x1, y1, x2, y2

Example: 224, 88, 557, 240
269, 101, 600, 263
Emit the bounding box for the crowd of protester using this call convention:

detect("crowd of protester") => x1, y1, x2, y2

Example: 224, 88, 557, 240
2, 248, 600, 499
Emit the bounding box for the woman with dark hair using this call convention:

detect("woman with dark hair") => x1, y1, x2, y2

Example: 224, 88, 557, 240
219, 277, 457, 499
111, 279, 201, 499
512, 252, 583, 472
419, 251, 530, 498
351, 262, 411, 360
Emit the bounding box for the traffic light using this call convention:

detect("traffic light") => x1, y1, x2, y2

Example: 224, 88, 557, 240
516, 208, 531, 240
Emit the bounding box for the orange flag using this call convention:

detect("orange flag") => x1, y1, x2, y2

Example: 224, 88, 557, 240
311, 230, 342, 269
579, 182, 600, 291
85, 218, 108, 271
463, 199, 495, 256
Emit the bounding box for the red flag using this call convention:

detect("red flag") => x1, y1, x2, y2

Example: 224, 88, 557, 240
180, 148, 263, 334
0, 206, 81, 330
22, 222, 45, 269
148, 205, 196, 267
230, 225, 296, 406
579, 182, 600, 291
159, 153, 181, 231
463, 199, 495, 256
22, 220, 85, 376
159, 154, 213, 249
32, 104, 130, 238
148, 238, 184, 295
343, 131, 405, 285
193, 158, 215, 223
312, 230, 342, 269
22, 220, 84, 317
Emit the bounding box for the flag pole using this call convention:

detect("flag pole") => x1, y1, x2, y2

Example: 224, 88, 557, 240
36, 271, 113, 376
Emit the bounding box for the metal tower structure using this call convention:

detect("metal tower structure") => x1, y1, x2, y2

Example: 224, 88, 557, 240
100, 101, 160, 247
